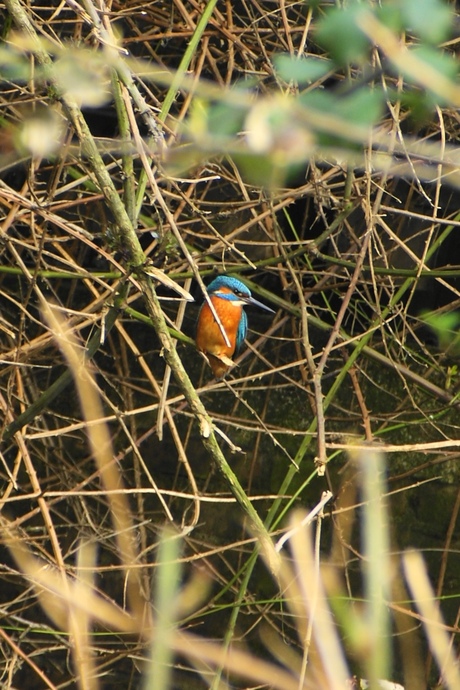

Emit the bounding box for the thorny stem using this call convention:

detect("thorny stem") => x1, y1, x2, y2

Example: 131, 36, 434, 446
4, 0, 279, 574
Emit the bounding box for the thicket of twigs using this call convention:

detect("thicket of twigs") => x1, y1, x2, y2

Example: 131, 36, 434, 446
0, 0, 460, 688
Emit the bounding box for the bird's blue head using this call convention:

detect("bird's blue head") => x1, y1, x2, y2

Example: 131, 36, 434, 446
206, 276, 274, 352
206, 276, 251, 301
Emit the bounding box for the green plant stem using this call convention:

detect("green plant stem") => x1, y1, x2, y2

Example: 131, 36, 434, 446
81, 0, 163, 143
0, 267, 122, 280
111, 71, 136, 225
158, 0, 220, 124
135, 0, 220, 217
3, 296, 123, 442
317, 251, 460, 278
225, 205, 460, 637
139, 278, 280, 572
210, 550, 258, 690
268, 217, 459, 529
4, 0, 278, 568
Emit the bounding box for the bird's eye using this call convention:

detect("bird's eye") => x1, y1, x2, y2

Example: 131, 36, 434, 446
234, 289, 243, 297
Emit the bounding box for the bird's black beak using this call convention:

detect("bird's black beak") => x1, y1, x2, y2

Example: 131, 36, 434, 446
244, 295, 275, 313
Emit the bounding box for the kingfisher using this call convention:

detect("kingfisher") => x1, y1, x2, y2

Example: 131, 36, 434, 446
195, 275, 275, 379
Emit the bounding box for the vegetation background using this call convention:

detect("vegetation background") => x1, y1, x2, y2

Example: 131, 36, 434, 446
0, 0, 459, 688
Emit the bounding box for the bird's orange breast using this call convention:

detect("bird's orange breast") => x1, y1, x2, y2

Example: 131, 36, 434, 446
196, 295, 242, 361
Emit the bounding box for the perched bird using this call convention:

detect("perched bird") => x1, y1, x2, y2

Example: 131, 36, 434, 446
195, 275, 275, 379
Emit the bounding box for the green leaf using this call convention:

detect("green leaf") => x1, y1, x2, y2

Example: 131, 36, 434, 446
410, 45, 458, 82
0, 45, 32, 81
206, 101, 246, 137
316, 6, 371, 65
232, 151, 304, 188
273, 54, 331, 84
375, 4, 405, 34
400, 90, 437, 124
300, 87, 383, 128
399, 0, 452, 44
335, 88, 384, 126
402, 46, 459, 105
422, 311, 460, 350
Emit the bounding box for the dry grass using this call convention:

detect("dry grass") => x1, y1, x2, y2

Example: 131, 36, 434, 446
0, 0, 459, 688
